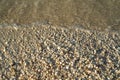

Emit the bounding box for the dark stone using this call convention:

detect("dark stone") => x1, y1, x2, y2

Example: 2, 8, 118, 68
96, 48, 103, 54
97, 64, 106, 71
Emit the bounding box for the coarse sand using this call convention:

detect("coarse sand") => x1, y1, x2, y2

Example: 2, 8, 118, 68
0, 25, 120, 80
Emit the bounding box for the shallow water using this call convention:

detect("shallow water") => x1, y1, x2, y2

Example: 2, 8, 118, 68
0, 0, 120, 32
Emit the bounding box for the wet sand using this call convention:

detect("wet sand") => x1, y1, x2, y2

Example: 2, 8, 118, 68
0, 0, 120, 31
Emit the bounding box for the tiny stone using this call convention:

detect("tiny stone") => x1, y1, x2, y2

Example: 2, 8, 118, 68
117, 46, 120, 51
66, 65, 69, 69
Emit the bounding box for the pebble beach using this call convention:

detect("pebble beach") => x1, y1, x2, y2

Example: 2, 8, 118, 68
0, 0, 120, 79
0, 25, 120, 80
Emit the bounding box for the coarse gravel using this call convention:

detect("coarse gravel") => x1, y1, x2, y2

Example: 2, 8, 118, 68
0, 25, 120, 80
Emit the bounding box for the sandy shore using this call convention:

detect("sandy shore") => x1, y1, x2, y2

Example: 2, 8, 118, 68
0, 0, 120, 79
0, 25, 120, 80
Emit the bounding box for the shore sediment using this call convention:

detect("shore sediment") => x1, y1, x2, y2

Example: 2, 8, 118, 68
0, 25, 120, 80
